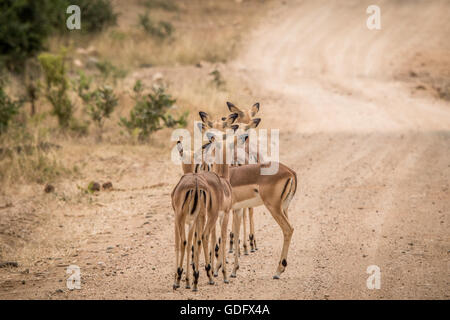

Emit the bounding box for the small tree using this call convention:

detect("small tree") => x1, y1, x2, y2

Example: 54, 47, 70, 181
120, 81, 187, 141
75, 72, 118, 140
87, 86, 118, 140
38, 51, 74, 129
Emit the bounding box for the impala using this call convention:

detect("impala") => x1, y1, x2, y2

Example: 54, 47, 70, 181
180, 113, 297, 279
174, 140, 233, 289
204, 125, 297, 279
201, 102, 262, 255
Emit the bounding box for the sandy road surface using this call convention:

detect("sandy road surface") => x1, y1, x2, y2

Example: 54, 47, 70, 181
1, 0, 449, 299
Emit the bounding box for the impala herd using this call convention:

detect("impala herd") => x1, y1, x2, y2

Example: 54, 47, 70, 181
171, 102, 297, 291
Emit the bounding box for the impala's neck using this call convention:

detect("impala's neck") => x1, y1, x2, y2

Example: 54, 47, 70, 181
212, 142, 230, 180
181, 162, 193, 174
179, 148, 195, 174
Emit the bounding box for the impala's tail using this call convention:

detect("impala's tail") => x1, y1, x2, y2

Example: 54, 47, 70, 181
281, 171, 297, 213
181, 176, 208, 218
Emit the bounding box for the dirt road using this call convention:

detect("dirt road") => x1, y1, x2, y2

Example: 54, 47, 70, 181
1, 0, 449, 299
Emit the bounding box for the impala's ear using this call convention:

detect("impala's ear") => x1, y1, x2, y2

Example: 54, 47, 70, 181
199, 111, 209, 123
228, 113, 239, 124
245, 118, 261, 130
223, 113, 238, 127
199, 111, 214, 128
176, 140, 183, 157
230, 124, 239, 133
250, 102, 260, 117
226, 101, 243, 115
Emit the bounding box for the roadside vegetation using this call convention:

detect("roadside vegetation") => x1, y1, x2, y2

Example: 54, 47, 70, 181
0, 0, 269, 190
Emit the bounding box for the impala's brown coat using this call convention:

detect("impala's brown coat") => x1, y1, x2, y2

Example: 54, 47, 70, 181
200, 105, 297, 279
173, 143, 233, 290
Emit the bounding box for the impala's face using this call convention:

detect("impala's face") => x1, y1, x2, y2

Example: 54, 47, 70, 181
198, 111, 238, 131
198, 103, 261, 166
230, 118, 261, 137
202, 119, 261, 165
226, 102, 260, 125
203, 131, 231, 166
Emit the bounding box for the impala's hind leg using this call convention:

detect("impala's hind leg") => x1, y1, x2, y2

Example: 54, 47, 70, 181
185, 222, 195, 289
265, 203, 294, 279
192, 217, 202, 292
229, 230, 234, 254
201, 213, 217, 285
210, 223, 217, 274
231, 209, 243, 278
173, 222, 181, 289
242, 208, 249, 255
174, 218, 186, 289
249, 207, 257, 252
214, 210, 230, 282
214, 212, 224, 277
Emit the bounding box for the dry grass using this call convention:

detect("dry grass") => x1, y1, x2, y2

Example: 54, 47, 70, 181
0, 125, 71, 190
52, 0, 269, 69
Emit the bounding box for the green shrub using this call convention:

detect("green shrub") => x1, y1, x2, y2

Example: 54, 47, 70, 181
75, 72, 118, 139
87, 86, 118, 137
120, 81, 187, 141
139, 13, 174, 39
38, 51, 74, 129
0, 82, 22, 134
0, 0, 59, 71
75, 71, 93, 103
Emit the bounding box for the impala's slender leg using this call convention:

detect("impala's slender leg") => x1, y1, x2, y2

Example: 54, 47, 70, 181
265, 203, 294, 279
185, 222, 195, 289
201, 213, 217, 285
173, 222, 181, 289
214, 212, 224, 277
231, 209, 243, 278
174, 217, 186, 289
220, 210, 230, 283
242, 208, 249, 255
230, 211, 241, 257
214, 210, 230, 282
248, 207, 257, 252
192, 216, 202, 292
210, 223, 217, 273
229, 229, 234, 254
